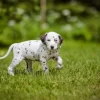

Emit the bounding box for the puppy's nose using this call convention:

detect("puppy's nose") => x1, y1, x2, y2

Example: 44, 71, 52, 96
51, 46, 54, 49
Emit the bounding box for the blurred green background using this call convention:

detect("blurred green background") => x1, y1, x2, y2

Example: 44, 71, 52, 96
0, 0, 100, 46
0, 1, 100, 99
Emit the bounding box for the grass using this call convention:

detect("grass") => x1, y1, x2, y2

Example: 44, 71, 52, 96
0, 40, 100, 100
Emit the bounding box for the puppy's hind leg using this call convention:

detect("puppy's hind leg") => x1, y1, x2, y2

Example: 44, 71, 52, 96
25, 59, 32, 73
8, 57, 23, 76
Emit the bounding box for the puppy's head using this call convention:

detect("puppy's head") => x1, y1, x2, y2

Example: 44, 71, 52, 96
41, 32, 63, 50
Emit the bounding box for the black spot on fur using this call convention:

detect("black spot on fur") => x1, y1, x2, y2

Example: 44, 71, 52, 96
45, 67, 48, 70
25, 48, 28, 54
42, 56, 46, 58
43, 47, 44, 49
17, 52, 19, 54
49, 53, 51, 55
29, 41, 31, 46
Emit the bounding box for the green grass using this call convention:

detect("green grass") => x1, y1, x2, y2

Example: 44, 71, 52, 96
0, 40, 100, 100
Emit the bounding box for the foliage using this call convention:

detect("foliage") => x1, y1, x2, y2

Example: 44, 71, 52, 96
0, 41, 100, 100
0, 1, 100, 46
47, 2, 100, 41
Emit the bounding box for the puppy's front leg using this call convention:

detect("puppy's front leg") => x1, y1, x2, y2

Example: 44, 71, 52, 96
40, 57, 49, 73
56, 56, 63, 69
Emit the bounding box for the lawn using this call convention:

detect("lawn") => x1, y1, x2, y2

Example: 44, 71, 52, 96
0, 40, 100, 100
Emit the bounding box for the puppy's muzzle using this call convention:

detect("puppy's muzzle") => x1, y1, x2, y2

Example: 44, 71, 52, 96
51, 46, 54, 50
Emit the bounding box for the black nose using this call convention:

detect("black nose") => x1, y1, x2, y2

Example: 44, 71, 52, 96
51, 46, 54, 49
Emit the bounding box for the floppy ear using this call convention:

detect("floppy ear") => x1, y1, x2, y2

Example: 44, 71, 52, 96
40, 34, 47, 44
58, 35, 63, 47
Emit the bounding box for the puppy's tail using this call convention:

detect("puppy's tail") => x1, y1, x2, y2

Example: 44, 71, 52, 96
0, 44, 14, 59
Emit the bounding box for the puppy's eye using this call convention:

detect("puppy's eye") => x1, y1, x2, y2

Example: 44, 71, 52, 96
47, 39, 51, 41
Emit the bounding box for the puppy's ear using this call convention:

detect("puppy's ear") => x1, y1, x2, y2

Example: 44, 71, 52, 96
40, 34, 47, 44
58, 35, 63, 47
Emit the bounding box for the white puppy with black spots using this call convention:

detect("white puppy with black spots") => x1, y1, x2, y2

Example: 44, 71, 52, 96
0, 32, 63, 76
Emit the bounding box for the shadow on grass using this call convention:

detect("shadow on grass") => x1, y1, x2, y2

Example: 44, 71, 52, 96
15, 69, 28, 75
14, 68, 62, 76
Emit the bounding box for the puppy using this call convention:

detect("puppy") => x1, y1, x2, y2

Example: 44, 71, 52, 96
0, 32, 63, 76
